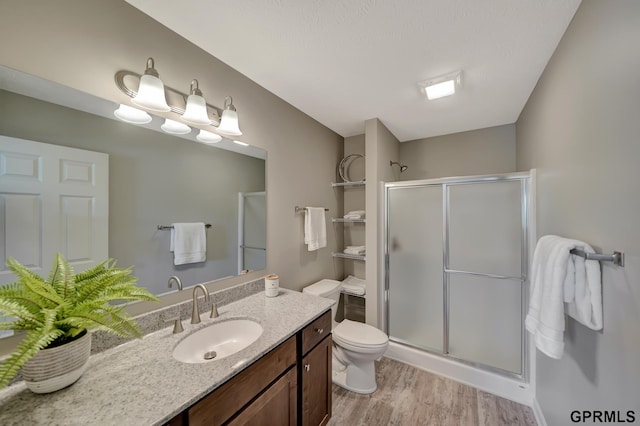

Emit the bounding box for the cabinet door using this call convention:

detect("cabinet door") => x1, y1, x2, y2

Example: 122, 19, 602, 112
301, 336, 332, 426
228, 368, 297, 426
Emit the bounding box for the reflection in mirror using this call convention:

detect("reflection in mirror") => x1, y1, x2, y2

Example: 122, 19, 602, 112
0, 67, 266, 317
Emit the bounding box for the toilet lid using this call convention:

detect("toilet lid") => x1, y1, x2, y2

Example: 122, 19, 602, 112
333, 319, 388, 347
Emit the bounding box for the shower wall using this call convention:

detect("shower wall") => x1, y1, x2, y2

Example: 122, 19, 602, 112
385, 172, 530, 378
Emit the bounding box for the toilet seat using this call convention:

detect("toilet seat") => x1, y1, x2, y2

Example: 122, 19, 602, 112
333, 320, 388, 353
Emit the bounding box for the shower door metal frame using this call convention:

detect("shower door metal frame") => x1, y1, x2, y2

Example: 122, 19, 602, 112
383, 171, 530, 382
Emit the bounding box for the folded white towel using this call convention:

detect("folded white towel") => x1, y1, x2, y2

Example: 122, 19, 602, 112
525, 235, 602, 359
344, 245, 365, 255
304, 207, 327, 251
344, 210, 366, 219
170, 223, 206, 266
341, 275, 366, 296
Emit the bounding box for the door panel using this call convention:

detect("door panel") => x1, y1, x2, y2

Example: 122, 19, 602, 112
0, 135, 108, 282
448, 180, 522, 278
387, 185, 443, 352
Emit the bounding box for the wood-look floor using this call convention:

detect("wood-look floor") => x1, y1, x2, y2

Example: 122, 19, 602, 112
328, 357, 537, 426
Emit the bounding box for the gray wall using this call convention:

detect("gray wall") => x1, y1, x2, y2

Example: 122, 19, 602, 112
516, 1, 640, 423
400, 124, 516, 180
365, 118, 400, 327
0, 89, 265, 295
0, 0, 345, 298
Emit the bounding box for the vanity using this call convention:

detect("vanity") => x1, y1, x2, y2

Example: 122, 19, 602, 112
0, 286, 334, 426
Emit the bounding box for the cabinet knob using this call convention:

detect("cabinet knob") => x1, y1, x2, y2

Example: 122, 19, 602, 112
314, 327, 324, 334
304, 364, 310, 372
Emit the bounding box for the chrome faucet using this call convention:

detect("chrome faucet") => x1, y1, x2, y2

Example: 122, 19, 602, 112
165, 276, 185, 333
191, 284, 210, 324
168, 276, 183, 291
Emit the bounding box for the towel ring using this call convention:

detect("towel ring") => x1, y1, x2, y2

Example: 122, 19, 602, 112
338, 153, 365, 183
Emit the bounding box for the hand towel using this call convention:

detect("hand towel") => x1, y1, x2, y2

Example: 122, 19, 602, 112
304, 207, 327, 251
341, 275, 366, 296
525, 235, 602, 359
170, 222, 206, 265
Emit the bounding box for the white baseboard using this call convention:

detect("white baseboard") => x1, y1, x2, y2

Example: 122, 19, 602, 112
385, 341, 534, 406
531, 398, 547, 426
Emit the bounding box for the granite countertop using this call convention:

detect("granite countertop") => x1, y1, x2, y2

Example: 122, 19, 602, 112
0, 288, 334, 426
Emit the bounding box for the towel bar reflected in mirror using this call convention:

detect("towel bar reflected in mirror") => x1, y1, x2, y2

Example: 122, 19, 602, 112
157, 224, 212, 230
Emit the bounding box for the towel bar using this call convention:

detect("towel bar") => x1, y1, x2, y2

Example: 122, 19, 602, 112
294, 206, 329, 214
157, 224, 212, 230
570, 248, 624, 267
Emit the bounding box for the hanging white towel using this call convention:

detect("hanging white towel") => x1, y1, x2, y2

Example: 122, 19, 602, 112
304, 207, 327, 251
170, 222, 207, 265
525, 235, 602, 359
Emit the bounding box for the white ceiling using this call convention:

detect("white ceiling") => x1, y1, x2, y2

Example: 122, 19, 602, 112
125, 0, 581, 142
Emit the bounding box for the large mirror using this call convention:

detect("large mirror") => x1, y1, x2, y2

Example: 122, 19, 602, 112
0, 66, 267, 307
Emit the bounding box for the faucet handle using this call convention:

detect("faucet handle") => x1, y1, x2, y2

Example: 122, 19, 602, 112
164, 317, 184, 334
210, 301, 219, 319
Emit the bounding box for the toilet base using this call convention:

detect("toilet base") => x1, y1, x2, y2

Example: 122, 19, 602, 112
332, 354, 377, 394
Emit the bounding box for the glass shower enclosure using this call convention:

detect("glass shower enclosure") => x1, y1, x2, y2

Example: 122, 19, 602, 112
384, 172, 530, 379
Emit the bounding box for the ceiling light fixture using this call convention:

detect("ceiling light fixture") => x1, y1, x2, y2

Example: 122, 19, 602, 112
218, 97, 242, 136
114, 57, 239, 138
419, 71, 462, 100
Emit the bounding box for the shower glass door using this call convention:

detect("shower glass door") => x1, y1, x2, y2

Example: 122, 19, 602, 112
446, 180, 525, 375
385, 173, 528, 379
386, 185, 443, 352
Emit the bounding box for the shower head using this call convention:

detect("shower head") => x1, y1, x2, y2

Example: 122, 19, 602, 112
390, 161, 408, 173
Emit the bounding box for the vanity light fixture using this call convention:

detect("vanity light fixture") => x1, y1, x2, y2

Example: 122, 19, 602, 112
418, 71, 462, 100
218, 97, 242, 136
113, 104, 152, 124
233, 140, 249, 147
161, 118, 191, 135
196, 129, 222, 143
182, 79, 212, 125
131, 58, 171, 112
114, 57, 240, 138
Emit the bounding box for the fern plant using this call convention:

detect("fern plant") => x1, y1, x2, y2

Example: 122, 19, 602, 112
0, 253, 159, 388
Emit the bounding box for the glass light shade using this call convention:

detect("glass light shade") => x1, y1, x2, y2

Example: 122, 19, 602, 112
196, 129, 222, 143
218, 109, 242, 136
182, 94, 212, 125
132, 74, 170, 112
113, 104, 152, 124
161, 119, 191, 135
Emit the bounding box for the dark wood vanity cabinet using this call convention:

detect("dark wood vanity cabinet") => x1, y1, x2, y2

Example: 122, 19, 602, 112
165, 310, 332, 426
299, 311, 332, 426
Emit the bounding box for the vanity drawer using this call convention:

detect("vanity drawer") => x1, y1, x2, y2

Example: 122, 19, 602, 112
301, 310, 332, 355
188, 335, 296, 426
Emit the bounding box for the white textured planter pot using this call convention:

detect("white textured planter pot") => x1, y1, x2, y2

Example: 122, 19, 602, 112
22, 331, 91, 394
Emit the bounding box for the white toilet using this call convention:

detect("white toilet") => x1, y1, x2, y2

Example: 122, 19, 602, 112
303, 279, 388, 394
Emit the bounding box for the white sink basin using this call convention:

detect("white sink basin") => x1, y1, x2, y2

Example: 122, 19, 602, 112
172, 319, 263, 364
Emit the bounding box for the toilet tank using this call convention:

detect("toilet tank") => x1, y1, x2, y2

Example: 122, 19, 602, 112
303, 279, 342, 322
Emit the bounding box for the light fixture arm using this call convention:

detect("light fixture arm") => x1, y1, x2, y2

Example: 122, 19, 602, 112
224, 96, 237, 112
143, 57, 160, 78
190, 79, 203, 97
